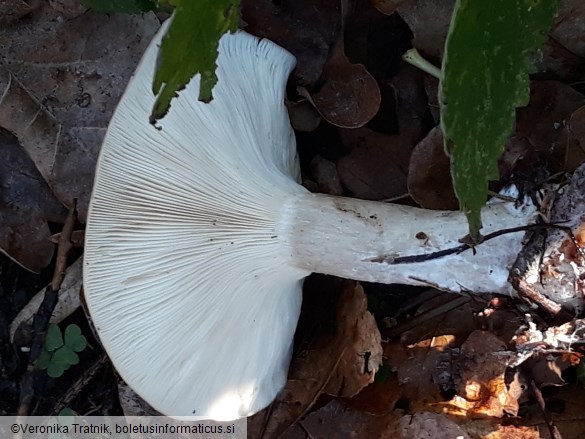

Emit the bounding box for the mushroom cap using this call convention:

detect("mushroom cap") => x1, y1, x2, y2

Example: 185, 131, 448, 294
83, 20, 309, 420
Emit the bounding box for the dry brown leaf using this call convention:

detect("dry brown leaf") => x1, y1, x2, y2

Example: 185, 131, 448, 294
241, 0, 340, 89
407, 125, 458, 210
250, 281, 382, 438
0, 4, 159, 220
372, 0, 413, 15
286, 99, 322, 133
0, 128, 66, 272
301, 39, 381, 129
396, 0, 455, 61
336, 127, 411, 200
515, 81, 585, 173
451, 330, 519, 418
309, 156, 343, 195
325, 283, 383, 397
549, 0, 585, 59
523, 384, 585, 439
299, 399, 402, 439
0, 0, 38, 24
565, 106, 585, 172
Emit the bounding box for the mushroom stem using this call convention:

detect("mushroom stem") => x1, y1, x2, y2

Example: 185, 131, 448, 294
283, 188, 536, 294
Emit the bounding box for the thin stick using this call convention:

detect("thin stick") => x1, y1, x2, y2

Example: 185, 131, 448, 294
16, 200, 77, 422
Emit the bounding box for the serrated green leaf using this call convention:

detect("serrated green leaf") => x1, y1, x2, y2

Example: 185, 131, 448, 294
52, 346, 79, 367
45, 324, 64, 352
440, 0, 556, 239
80, 0, 159, 13
64, 324, 88, 352
151, 0, 241, 122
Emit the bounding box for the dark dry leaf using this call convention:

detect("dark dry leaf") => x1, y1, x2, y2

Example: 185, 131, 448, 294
565, 106, 585, 172
337, 127, 411, 200
250, 281, 382, 439
396, 0, 455, 61
516, 81, 585, 173
300, 399, 402, 438
241, 0, 341, 88
0, 0, 38, 24
301, 39, 381, 129
407, 126, 458, 210
0, 128, 66, 272
0, 3, 159, 220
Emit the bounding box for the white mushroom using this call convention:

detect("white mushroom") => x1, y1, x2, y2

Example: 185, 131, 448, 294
83, 21, 538, 420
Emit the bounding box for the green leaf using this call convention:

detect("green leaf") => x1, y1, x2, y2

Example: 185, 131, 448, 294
80, 0, 159, 13
38, 348, 52, 369
151, 0, 241, 122
45, 324, 64, 352
440, 0, 556, 239
52, 346, 80, 367
64, 324, 88, 353
47, 361, 67, 378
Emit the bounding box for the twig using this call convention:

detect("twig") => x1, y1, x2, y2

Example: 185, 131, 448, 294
529, 380, 562, 439
16, 200, 77, 421
366, 223, 574, 265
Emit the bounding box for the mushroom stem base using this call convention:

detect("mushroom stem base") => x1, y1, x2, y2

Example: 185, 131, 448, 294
282, 191, 537, 295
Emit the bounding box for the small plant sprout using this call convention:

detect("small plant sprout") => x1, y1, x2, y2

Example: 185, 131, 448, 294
38, 324, 88, 378
402, 48, 441, 79
84, 21, 538, 420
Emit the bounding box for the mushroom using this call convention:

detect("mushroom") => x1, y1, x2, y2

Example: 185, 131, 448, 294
83, 21, 537, 420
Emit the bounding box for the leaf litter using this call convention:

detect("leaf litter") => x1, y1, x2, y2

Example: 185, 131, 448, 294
2, 1, 585, 438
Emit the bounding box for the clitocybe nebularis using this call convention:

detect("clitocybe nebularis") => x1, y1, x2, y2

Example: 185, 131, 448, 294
83, 20, 537, 420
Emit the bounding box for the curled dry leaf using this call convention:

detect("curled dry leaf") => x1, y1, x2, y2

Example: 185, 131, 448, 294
0, 128, 66, 272
10, 257, 82, 342
0, 3, 159, 220
300, 39, 381, 129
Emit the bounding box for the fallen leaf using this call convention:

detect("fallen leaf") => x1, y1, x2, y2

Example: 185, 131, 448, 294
407, 126, 459, 210
337, 127, 411, 200
301, 38, 381, 129
0, 4, 159, 220
516, 81, 585, 173
0, 0, 38, 24
397, 0, 455, 61
452, 330, 519, 418
0, 128, 66, 272
299, 399, 402, 439
565, 106, 585, 172
309, 156, 343, 195
241, 0, 341, 88
251, 281, 382, 438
